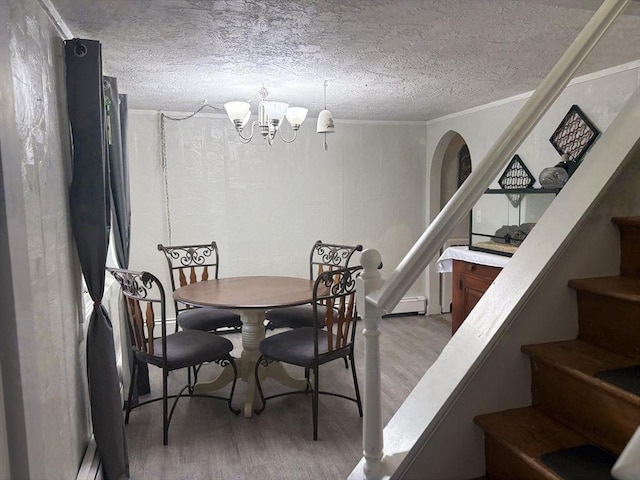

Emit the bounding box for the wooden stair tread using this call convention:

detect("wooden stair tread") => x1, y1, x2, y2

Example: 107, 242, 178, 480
476, 217, 639, 477
522, 339, 640, 376
475, 406, 589, 461
612, 216, 640, 228
568, 276, 640, 303
522, 340, 640, 403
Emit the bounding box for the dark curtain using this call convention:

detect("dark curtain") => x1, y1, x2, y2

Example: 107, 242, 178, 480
65, 39, 129, 480
104, 78, 129, 268
103, 77, 150, 397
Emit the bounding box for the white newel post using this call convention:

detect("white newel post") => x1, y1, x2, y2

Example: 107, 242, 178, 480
357, 249, 386, 479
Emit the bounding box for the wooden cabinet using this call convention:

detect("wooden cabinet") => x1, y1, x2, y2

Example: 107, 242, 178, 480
451, 259, 502, 335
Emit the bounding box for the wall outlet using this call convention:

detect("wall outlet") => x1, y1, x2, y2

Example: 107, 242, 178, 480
475, 209, 482, 223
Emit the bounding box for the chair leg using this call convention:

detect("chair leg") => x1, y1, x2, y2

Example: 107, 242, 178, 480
312, 366, 319, 441
187, 366, 193, 394
304, 367, 311, 391
163, 368, 169, 446
124, 359, 138, 424
193, 364, 199, 386
254, 355, 268, 414
343, 357, 349, 369
227, 357, 241, 415
350, 354, 363, 417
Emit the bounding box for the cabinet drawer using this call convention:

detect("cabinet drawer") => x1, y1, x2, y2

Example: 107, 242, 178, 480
457, 260, 502, 280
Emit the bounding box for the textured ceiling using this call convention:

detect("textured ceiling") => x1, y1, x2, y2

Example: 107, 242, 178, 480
51, 0, 640, 121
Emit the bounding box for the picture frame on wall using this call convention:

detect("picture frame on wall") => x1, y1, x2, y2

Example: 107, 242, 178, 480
549, 104, 601, 164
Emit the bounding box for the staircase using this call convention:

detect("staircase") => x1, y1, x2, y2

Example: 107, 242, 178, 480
474, 216, 640, 479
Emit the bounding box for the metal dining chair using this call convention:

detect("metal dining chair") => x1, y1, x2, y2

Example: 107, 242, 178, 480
108, 267, 240, 445
254, 265, 363, 440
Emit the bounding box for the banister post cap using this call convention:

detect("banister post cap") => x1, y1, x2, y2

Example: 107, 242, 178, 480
361, 249, 382, 272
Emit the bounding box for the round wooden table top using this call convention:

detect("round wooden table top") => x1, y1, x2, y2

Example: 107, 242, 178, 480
172, 276, 315, 310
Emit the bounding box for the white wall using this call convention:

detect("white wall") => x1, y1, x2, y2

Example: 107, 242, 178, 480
127, 113, 428, 314
425, 61, 640, 313
0, 0, 90, 478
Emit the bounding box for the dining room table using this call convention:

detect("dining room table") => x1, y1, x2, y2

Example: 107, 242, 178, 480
173, 275, 316, 417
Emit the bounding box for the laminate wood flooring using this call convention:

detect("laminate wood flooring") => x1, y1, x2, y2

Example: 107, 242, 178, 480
125, 314, 451, 480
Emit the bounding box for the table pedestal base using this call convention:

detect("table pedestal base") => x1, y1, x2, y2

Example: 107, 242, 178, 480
193, 309, 306, 417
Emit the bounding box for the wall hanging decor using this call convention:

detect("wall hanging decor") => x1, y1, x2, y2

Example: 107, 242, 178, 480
498, 154, 536, 207
549, 104, 600, 164
458, 144, 472, 187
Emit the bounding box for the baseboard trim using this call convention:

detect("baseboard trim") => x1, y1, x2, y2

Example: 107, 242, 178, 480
76, 434, 101, 480
388, 296, 427, 316
150, 319, 177, 338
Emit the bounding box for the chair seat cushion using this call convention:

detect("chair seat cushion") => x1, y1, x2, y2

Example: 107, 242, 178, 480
138, 330, 234, 371
259, 327, 347, 367
265, 304, 329, 329
177, 307, 242, 332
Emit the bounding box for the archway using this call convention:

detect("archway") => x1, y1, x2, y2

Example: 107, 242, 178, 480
427, 131, 472, 315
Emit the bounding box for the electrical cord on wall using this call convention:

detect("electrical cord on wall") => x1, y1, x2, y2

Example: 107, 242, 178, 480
159, 101, 220, 244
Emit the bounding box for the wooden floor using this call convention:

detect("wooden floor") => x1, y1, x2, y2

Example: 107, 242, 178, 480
125, 314, 451, 480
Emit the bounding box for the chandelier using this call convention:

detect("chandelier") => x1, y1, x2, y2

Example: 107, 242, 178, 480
223, 86, 308, 145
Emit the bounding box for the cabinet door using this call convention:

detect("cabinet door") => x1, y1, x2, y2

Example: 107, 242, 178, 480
452, 260, 502, 334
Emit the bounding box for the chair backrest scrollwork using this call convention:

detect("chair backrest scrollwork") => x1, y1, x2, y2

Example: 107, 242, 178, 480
108, 267, 167, 357
309, 240, 363, 280
157, 241, 222, 316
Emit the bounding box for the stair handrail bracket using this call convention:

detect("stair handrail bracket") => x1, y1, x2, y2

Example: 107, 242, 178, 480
353, 0, 632, 478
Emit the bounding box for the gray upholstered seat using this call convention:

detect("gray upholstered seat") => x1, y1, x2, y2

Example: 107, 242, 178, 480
255, 265, 363, 440
177, 306, 242, 332
265, 304, 330, 329
258, 327, 347, 367
108, 267, 239, 445
143, 330, 234, 370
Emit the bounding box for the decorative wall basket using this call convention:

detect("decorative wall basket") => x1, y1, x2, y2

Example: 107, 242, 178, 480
498, 155, 535, 207
549, 105, 600, 164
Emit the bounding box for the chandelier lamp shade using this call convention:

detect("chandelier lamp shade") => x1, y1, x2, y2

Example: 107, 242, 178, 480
223, 87, 308, 145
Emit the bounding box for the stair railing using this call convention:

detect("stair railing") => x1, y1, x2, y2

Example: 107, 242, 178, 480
355, 0, 632, 478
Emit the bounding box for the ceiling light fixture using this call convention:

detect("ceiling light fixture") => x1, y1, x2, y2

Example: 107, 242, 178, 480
224, 86, 308, 145
316, 80, 335, 151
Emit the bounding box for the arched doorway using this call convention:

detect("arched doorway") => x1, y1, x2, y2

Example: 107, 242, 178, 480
432, 132, 472, 313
